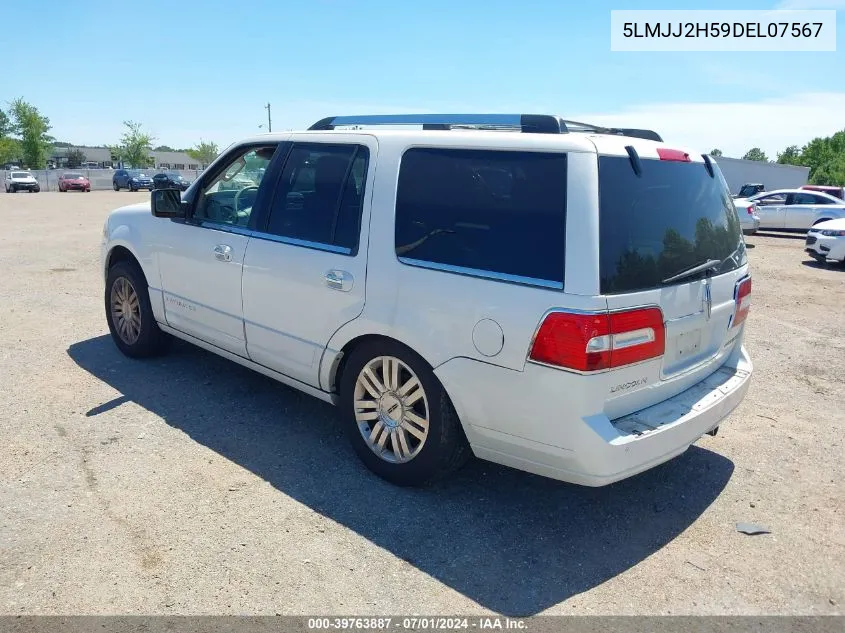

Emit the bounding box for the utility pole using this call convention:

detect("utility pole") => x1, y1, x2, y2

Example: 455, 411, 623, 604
265, 103, 272, 133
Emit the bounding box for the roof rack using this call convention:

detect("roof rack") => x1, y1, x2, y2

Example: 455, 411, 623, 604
308, 114, 662, 141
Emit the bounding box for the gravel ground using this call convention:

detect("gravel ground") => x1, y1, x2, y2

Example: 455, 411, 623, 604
0, 192, 842, 616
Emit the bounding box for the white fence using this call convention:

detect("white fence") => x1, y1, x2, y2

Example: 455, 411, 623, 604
1, 168, 205, 192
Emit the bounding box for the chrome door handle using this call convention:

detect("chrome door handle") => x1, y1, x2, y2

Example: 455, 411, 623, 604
213, 244, 232, 262
325, 270, 353, 292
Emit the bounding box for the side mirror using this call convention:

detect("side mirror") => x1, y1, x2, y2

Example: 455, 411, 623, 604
151, 188, 186, 218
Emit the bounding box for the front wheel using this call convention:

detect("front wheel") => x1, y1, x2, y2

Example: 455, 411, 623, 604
105, 261, 170, 358
339, 340, 470, 486
113, 181, 120, 191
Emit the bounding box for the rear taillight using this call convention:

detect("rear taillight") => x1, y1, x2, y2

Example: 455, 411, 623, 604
732, 277, 752, 328
529, 307, 665, 372
746, 205, 754, 215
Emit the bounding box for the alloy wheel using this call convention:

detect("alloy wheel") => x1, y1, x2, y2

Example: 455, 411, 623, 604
109, 276, 142, 345
353, 356, 430, 464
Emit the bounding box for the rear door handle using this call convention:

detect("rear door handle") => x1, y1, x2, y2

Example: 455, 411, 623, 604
213, 244, 232, 262
325, 270, 353, 292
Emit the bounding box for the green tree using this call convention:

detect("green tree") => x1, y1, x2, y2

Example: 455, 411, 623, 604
776, 145, 802, 166
187, 140, 219, 167
66, 148, 86, 168
797, 131, 845, 185
0, 137, 20, 165
154, 144, 175, 152
0, 108, 12, 137
741, 147, 768, 162
709, 148, 723, 157
9, 98, 53, 168
109, 120, 155, 168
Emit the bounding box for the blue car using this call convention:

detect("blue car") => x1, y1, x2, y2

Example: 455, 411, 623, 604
113, 169, 154, 191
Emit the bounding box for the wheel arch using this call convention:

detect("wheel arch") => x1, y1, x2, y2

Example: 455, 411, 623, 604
325, 333, 418, 396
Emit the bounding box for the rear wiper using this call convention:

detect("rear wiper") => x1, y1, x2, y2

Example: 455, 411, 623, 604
662, 259, 720, 285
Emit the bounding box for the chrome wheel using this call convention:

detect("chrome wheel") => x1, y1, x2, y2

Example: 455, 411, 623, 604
109, 277, 141, 345
353, 356, 429, 464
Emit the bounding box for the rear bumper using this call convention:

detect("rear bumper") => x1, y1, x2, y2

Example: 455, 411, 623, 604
742, 216, 760, 234
436, 344, 752, 486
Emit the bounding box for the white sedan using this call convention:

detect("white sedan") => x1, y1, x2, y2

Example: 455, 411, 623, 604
733, 198, 760, 235
805, 218, 845, 264
749, 189, 845, 230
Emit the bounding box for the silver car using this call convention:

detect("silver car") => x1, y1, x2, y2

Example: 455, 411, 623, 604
734, 198, 761, 235
749, 189, 845, 230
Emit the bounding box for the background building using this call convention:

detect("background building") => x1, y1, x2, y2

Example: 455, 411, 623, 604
50, 146, 205, 170
716, 157, 810, 194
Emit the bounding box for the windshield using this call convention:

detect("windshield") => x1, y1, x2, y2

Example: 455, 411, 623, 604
12, 172, 31, 178
599, 156, 745, 294
128, 170, 149, 177
64, 173, 83, 179
166, 172, 183, 179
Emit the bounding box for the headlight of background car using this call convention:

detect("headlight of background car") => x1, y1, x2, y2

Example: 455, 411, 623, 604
821, 229, 845, 237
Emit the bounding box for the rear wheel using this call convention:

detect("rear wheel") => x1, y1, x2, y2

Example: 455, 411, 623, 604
105, 260, 170, 358
113, 181, 119, 191
339, 340, 470, 486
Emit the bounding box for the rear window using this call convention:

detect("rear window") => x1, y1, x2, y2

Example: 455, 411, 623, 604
395, 148, 567, 286
599, 156, 744, 294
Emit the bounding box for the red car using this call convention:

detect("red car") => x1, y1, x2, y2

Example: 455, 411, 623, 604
800, 184, 844, 200
58, 172, 91, 192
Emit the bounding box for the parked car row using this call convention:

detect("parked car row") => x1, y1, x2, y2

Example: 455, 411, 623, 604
113, 169, 193, 191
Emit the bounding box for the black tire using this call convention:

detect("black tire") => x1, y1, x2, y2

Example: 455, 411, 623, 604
33, 187, 39, 193
338, 339, 470, 486
105, 260, 170, 358
113, 181, 120, 191
10, 186, 15, 193
129, 183, 137, 192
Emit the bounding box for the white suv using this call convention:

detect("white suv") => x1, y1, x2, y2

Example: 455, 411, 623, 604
100, 114, 753, 487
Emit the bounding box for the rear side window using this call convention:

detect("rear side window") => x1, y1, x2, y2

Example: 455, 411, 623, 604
264, 143, 369, 253
791, 193, 822, 205
395, 148, 567, 285
599, 156, 744, 294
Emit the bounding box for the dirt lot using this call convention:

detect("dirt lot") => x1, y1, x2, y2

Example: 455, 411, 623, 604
0, 191, 843, 616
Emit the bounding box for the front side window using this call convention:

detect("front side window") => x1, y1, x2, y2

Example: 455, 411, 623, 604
394, 148, 567, 285
753, 193, 786, 206
194, 145, 277, 226
264, 143, 369, 252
